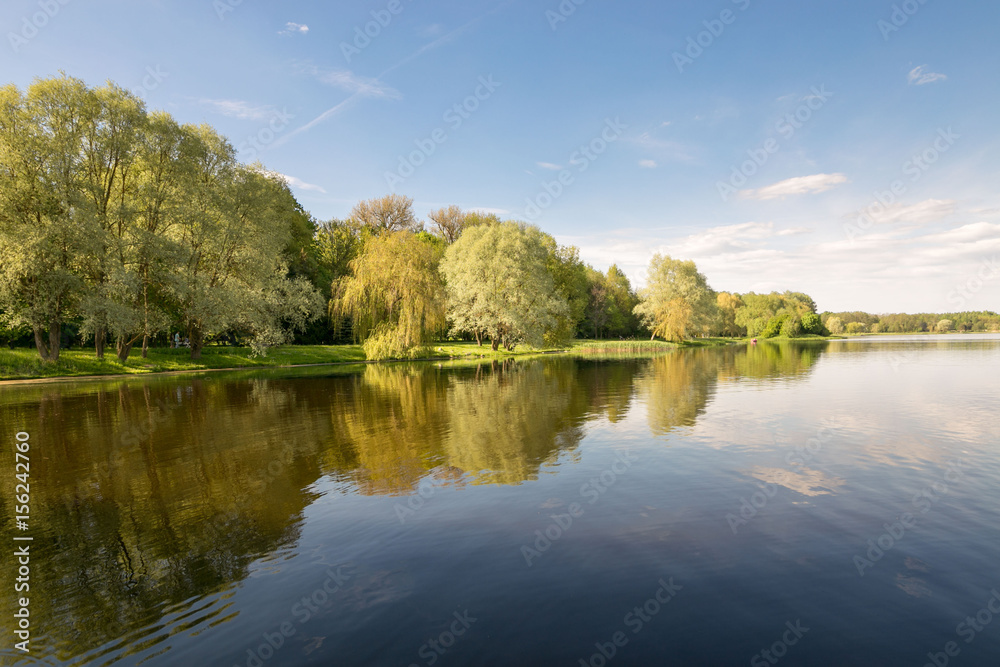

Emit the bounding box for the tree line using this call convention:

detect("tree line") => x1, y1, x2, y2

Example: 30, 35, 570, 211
0, 75, 322, 362
3, 76, 995, 363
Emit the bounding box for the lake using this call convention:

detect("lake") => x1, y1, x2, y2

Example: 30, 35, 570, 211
2, 335, 999, 666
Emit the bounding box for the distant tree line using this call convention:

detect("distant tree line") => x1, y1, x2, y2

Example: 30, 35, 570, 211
821, 311, 1000, 335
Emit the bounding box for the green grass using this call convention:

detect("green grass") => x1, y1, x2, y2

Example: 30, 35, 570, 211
0, 337, 736, 381
0, 344, 366, 381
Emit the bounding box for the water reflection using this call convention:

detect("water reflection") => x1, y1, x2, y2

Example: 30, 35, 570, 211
0, 342, 827, 664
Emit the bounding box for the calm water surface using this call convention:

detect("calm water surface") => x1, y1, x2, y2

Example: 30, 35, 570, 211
2, 336, 999, 666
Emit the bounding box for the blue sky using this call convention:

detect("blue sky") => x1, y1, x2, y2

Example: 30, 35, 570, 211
3, 0, 999, 313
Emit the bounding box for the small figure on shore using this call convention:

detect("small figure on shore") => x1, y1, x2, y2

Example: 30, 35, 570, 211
751, 338, 758, 345
174, 332, 180, 348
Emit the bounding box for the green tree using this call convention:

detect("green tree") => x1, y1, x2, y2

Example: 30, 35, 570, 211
716, 292, 744, 337
440, 222, 568, 351
335, 230, 447, 360
826, 316, 844, 334
801, 312, 826, 335
0, 75, 91, 362
541, 237, 590, 345
633, 255, 716, 342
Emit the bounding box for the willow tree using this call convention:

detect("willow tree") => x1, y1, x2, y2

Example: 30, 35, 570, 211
440, 221, 568, 351
0, 76, 92, 362
335, 230, 446, 360
171, 128, 322, 358
634, 254, 716, 342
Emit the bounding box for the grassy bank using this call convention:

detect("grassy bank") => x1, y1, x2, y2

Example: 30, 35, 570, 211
0, 338, 735, 381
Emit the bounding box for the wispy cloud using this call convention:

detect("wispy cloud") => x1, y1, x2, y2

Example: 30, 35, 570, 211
279, 22, 309, 36
302, 66, 401, 99
742, 173, 848, 200
908, 65, 947, 86
537, 162, 562, 171
196, 99, 279, 121
638, 159, 658, 169
264, 171, 327, 193
862, 199, 957, 226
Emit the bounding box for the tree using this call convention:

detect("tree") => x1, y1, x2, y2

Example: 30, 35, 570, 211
440, 222, 568, 351
845, 321, 867, 334
801, 312, 826, 335
716, 292, 744, 337
541, 237, 589, 345
335, 231, 446, 360
826, 316, 844, 334
171, 132, 322, 358
428, 205, 465, 244
349, 194, 421, 235
633, 255, 716, 342
604, 265, 639, 338
936, 319, 954, 333
0, 75, 92, 362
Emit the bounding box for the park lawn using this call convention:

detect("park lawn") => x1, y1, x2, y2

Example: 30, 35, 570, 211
0, 338, 734, 381
0, 344, 367, 381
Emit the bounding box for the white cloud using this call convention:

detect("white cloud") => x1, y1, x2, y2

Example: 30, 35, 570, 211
741, 173, 848, 200
264, 171, 327, 193
197, 99, 278, 120
908, 65, 947, 86
279, 22, 309, 36
567, 220, 1000, 313
536, 162, 563, 171
313, 68, 400, 99
638, 159, 658, 169
862, 199, 957, 226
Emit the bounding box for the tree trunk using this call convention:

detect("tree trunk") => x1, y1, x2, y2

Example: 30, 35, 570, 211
48, 317, 61, 362
189, 325, 204, 360
650, 332, 656, 341
95, 326, 106, 360
475, 330, 482, 346
141, 334, 149, 358
33, 326, 51, 362
491, 338, 499, 351
116, 336, 133, 363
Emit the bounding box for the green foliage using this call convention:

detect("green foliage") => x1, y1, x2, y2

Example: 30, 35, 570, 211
440, 222, 569, 351
800, 312, 826, 335
845, 321, 867, 334
0, 75, 324, 363
336, 231, 447, 360
634, 255, 716, 342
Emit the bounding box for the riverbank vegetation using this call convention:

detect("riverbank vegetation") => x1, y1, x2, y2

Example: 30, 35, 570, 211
2, 75, 996, 376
